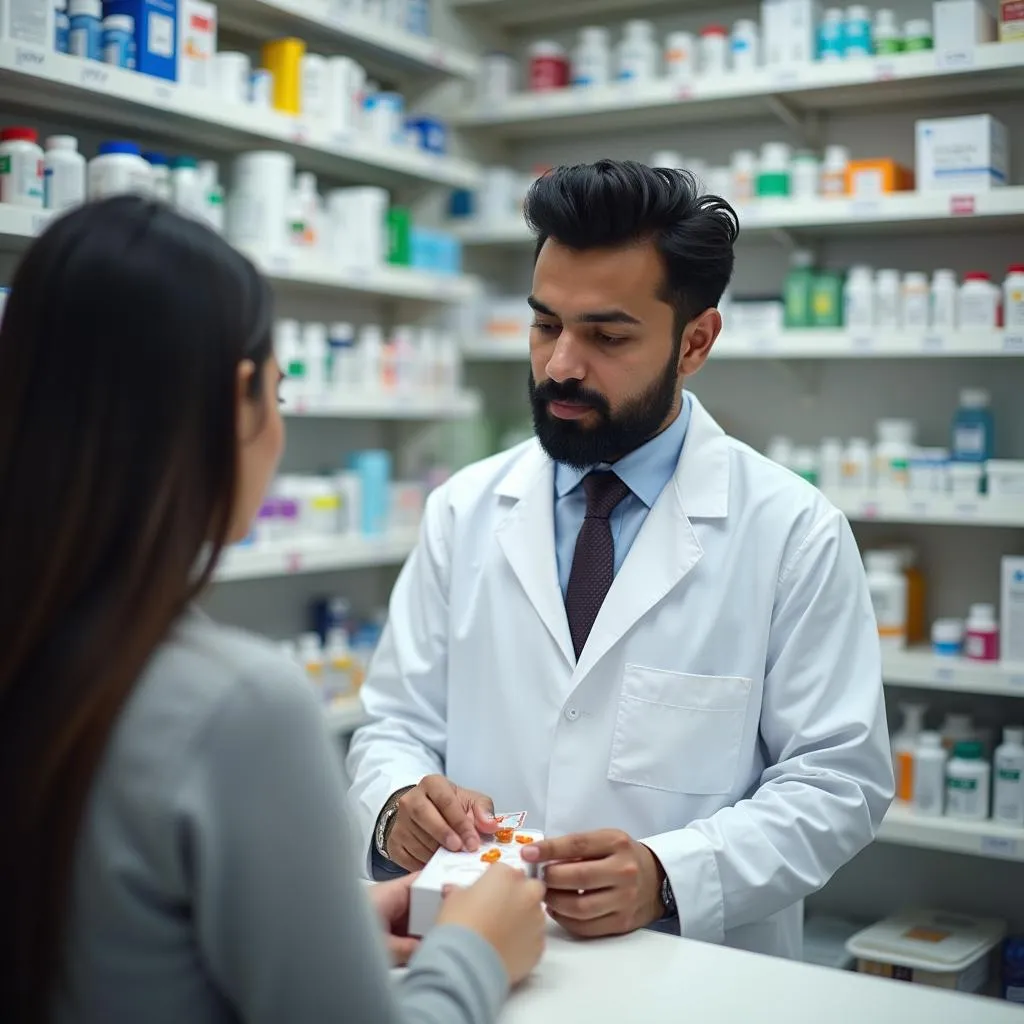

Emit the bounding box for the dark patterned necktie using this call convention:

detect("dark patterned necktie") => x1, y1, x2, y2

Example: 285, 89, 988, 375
565, 471, 632, 660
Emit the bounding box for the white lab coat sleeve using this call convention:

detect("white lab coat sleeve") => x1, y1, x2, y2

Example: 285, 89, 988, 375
346, 486, 453, 875
642, 507, 894, 945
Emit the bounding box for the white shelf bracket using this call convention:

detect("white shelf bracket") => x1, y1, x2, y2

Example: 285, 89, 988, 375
765, 94, 804, 133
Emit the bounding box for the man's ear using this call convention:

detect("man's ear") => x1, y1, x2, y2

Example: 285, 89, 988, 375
679, 308, 723, 376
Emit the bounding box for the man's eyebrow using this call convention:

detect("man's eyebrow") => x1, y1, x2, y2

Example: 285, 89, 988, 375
527, 295, 641, 326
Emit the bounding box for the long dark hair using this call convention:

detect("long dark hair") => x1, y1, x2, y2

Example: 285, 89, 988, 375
0, 197, 274, 1022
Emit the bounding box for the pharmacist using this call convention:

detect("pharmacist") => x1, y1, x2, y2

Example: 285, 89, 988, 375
347, 160, 894, 959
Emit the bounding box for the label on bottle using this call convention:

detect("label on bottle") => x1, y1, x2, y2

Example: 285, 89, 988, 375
953, 423, 986, 458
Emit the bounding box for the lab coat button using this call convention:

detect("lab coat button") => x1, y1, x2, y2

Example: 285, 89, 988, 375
564, 706, 579, 722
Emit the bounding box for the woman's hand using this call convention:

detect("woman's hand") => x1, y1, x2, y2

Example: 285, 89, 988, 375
370, 874, 421, 966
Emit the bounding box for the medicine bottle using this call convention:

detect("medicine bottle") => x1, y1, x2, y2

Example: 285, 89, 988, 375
964, 602, 999, 661
790, 151, 820, 199
993, 726, 1024, 827
298, 632, 326, 696
171, 156, 207, 221
665, 31, 696, 82
946, 741, 991, 820
55, 0, 70, 52
931, 269, 958, 330
572, 26, 611, 87
818, 8, 845, 59
912, 732, 947, 817
931, 618, 964, 657
1003, 264, 1024, 329
102, 14, 134, 68
143, 152, 171, 202
873, 9, 902, 53
757, 141, 791, 197
699, 25, 729, 77
843, 265, 874, 330
89, 140, 152, 199
43, 135, 86, 212
730, 19, 759, 72
841, 437, 872, 488
844, 5, 873, 56
950, 387, 994, 463
874, 419, 915, 489
902, 271, 930, 329
730, 150, 756, 201
903, 19, 933, 50
617, 20, 658, 82
0, 127, 44, 209
820, 144, 849, 196
892, 702, 928, 802
864, 550, 908, 649
68, 0, 102, 61
818, 438, 843, 490
959, 271, 1002, 329
874, 269, 901, 329
528, 40, 570, 91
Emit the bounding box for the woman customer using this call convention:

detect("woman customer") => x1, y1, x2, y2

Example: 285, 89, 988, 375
0, 196, 545, 1024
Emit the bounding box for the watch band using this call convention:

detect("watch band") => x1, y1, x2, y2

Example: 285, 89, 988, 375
375, 786, 415, 860
660, 874, 678, 919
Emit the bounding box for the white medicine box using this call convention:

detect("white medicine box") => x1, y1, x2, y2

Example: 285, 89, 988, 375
408, 828, 543, 938
1002, 556, 1024, 665
933, 0, 997, 60
0, 0, 55, 47
178, 0, 217, 90
915, 114, 1009, 191
762, 0, 821, 65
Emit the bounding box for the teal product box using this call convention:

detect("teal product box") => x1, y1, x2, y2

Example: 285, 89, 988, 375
348, 450, 392, 537
103, 0, 177, 81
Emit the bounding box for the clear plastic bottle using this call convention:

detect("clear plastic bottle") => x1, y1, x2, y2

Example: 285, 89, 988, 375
946, 741, 991, 820
912, 731, 947, 816
993, 726, 1024, 826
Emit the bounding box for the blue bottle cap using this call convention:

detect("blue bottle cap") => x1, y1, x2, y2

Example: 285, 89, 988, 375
142, 151, 169, 166
98, 141, 142, 156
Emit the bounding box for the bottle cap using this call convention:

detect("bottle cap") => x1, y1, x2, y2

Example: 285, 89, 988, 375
918, 731, 943, 749
963, 271, 991, 281
952, 741, 983, 760
1, 127, 39, 143
98, 141, 142, 156
1004, 726, 1024, 747
958, 387, 990, 409
170, 155, 198, 169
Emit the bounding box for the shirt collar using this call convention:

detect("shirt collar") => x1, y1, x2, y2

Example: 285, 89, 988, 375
554, 391, 692, 508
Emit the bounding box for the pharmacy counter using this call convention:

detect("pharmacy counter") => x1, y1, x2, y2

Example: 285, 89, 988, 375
499, 924, 1016, 1023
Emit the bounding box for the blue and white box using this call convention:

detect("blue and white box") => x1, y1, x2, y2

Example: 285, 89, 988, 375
916, 114, 1009, 192
103, 0, 177, 81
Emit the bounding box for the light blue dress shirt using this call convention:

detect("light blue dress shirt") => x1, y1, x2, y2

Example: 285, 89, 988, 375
554, 392, 692, 597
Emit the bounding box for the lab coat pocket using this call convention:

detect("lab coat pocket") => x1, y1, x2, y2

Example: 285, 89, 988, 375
608, 666, 751, 795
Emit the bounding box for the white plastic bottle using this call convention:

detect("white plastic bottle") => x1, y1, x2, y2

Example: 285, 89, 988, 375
818, 438, 844, 490
359, 323, 385, 390
912, 732, 947, 817
616, 20, 658, 82
730, 19, 759, 72
289, 171, 322, 250
820, 144, 849, 197
144, 152, 172, 202
302, 321, 328, 403
874, 269, 901, 329
945, 741, 991, 820
841, 437, 872, 489
959, 271, 1002, 329
940, 712, 975, 752
730, 149, 757, 202
198, 160, 225, 232
1003, 264, 1024, 330
699, 25, 729, 77
930, 269, 958, 330
994, 726, 1024, 826
0, 127, 44, 209
43, 135, 86, 212
843, 265, 874, 331
274, 319, 305, 406
572, 26, 611, 87
328, 321, 357, 392
664, 31, 696, 83
88, 141, 152, 199
170, 156, 207, 221
902, 271, 930, 329
864, 550, 908, 649
892, 702, 928, 803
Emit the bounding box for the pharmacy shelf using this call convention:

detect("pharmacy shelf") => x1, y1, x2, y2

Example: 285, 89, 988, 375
451, 0, 698, 27
883, 649, 1024, 698
251, 251, 479, 303
217, 0, 478, 80
0, 205, 478, 305
824, 489, 1024, 528
325, 695, 368, 736
0, 45, 479, 190
284, 390, 482, 419
463, 330, 1024, 361
215, 530, 419, 582
452, 187, 1024, 246
454, 43, 1024, 137
877, 804, 1024, 862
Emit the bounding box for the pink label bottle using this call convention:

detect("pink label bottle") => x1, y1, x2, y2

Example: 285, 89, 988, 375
964, 603, 1000, 661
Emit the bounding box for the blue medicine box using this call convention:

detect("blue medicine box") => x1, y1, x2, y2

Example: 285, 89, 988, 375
103, 0, 177, 81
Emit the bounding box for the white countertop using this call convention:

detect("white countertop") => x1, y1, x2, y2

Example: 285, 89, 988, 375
499, 924, 1017, 1023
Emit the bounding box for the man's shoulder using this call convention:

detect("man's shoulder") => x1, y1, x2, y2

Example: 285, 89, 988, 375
436, 438, 543, 506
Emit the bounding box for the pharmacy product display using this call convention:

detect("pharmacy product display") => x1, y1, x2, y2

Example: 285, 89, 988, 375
765, 393, 1020, 500
275, 319, 463, 410
15, 1, 451, 160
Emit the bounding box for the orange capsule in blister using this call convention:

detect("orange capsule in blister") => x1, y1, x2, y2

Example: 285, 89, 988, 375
514, 834, 534, 844
495, 827, 514, 844
480, 848, 501, 863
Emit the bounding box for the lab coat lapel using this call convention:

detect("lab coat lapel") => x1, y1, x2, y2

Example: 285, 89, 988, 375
494, 443, 576, 670
573, 396, 731, 681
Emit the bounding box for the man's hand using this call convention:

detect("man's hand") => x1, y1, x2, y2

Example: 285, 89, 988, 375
521, 829, 665, 939
387, 775, 497, 872
370, 875, 421, 966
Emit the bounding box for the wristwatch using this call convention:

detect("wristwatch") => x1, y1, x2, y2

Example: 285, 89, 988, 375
660, 874, 677, 919
374, 786, 414, 860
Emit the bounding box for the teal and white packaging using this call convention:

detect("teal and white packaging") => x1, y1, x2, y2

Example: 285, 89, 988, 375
843, 5, 873, 56
104, 0, 177, 81
68, 0, 101, 60
349, 450, 392, 537
55, 0, 69, 51
102, 14, 134, 68
0, 0, 56, 48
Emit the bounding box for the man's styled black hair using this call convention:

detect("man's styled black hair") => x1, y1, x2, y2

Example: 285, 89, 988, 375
524, 159, 739, 333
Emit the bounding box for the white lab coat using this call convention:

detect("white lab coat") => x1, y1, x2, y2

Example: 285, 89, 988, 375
347, 395, 894, 959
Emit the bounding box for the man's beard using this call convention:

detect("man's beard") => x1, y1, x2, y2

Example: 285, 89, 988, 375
528, 347, 681, 469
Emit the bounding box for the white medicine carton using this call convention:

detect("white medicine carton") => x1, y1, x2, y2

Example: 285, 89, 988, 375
915, 114, 1009, 192
408, 828, 544, 938
0, 0, 55, 48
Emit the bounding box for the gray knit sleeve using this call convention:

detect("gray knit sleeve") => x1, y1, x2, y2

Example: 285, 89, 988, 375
175, 658, 509, 1024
